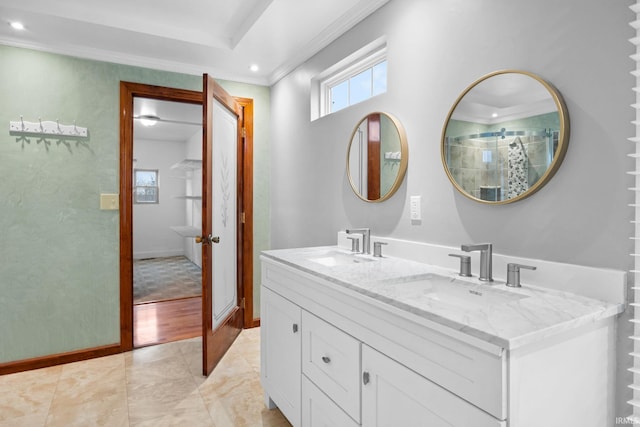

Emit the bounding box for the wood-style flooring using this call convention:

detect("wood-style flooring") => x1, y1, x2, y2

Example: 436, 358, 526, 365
134, 296, 202, 348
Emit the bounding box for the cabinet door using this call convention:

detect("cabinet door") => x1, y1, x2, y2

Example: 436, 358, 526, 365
361, 345, 504, 427
302, 375, 359, 427
261, 287, 302, 426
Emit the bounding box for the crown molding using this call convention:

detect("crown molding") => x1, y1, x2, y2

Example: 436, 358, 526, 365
267, 0, 390, 85
0, 39, 271, 86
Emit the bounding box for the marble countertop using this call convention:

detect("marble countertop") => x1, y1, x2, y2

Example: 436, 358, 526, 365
262, 246, 625, 349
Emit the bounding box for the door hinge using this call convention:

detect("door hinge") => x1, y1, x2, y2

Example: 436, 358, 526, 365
241, 297, 246, 309
241, 212, 246, 224
241, 127, 246, 138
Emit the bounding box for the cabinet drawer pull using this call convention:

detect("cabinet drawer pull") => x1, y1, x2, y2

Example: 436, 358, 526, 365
292, 323, 299, 333
321, 356, 331, 364
363, 371, 370, 385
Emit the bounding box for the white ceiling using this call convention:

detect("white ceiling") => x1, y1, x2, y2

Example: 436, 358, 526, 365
0, 0, 390, 85
451, 73, 558, 125
133, 98, 201, 142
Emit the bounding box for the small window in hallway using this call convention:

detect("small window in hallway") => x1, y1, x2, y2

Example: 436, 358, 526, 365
134, 169, 159, 204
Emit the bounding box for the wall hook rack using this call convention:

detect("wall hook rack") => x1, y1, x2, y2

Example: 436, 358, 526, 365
9, 116, 88, 138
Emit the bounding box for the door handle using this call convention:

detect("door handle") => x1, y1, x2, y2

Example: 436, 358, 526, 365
363, 371, 370, 385
195, 234, 221, 245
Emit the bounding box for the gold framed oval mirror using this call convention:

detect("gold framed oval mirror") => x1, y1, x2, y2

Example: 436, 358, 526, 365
347, 112, 408, 202
441, 70, 570, 204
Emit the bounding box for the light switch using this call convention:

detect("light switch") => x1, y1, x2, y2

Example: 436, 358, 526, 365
410, 196, 421, 221
100, 193, 119, 210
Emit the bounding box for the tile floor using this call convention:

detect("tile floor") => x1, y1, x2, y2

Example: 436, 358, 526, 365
0, 328, 291, 427
134, 256, 201, 304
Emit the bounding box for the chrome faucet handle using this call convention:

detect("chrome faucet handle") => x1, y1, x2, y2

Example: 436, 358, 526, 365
448, 254, 472, 277
461, 243, 493, 281
373, 241, 387, 257
347, 236, 360, 253
506, 263, 537, 288
346, 228, 371, 254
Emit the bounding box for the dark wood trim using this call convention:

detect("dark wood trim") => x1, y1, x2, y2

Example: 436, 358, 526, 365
367, 113, 381, 200
204, 306, 244, 372
236, 97, 255, 328
251, 318, 261, 328
0, 344, 121, 376
201, 75, 246, 375
119, 82, 203, 353
202, 76, 214, 374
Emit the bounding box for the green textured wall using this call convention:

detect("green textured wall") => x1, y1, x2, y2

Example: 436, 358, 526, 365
0, 45, 270, 363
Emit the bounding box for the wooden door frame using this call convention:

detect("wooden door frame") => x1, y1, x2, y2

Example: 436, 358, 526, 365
235, 97, 255, 329
119, 81, 254, 353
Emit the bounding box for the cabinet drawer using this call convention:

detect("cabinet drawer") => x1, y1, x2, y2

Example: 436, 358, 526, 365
302, 375, 359, 427
302, 311, 361, 423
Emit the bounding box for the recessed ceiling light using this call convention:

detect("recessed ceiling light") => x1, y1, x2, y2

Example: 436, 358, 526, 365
491, 113, 498, 118
10, 21, 25, 30
138, 115, 160, 127
250, 64, 259, 72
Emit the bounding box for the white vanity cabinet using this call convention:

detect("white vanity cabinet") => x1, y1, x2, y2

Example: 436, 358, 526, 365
261, 253, 617, 427
261, 287, 302, 427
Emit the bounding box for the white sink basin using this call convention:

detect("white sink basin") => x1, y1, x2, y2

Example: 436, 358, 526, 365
392, 273, 527, 311
307, 250, 375, 267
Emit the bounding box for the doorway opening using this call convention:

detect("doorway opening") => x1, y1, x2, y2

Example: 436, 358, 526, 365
119, 82, 255, 354
131, 96, 203, 347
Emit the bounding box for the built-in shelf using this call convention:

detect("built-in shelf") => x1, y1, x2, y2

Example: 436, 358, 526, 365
170, 159, 202, 171
170, 226, 201, 238
170, 159, 202, 242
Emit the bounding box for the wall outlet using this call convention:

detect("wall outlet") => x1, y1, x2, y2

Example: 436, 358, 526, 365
410, 196, 421, 221
100, 193, 119, 210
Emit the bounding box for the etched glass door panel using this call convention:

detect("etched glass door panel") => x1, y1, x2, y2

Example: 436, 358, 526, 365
211, 98, 238, 329
201, 75, 243, 375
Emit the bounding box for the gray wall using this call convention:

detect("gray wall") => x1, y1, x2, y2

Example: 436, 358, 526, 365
271, 0, 633, 269
270, 0, 633, 418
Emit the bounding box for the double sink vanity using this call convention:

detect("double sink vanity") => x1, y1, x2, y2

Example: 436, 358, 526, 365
260, 69, 624, 427
260, 233, 624, 427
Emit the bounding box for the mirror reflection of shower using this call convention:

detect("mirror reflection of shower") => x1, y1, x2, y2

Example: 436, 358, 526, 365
441, 70, 570, 204
444, 127, 559, 202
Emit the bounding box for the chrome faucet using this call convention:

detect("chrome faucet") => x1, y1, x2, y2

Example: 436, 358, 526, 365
461, 243, 493, 281
346, 228, 370, 254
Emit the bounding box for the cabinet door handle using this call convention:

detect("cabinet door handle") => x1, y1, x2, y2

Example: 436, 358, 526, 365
363, 371, 370, 385
292, 323, 298, 333
321, 356, 331, 364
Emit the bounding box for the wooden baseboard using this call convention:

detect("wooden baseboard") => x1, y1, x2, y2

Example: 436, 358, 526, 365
0, 344, 122, 376
1, 317, 261, 376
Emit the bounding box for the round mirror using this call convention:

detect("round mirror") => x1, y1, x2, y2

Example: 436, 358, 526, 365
441, 70, 569, 204
347, 112, 408, 202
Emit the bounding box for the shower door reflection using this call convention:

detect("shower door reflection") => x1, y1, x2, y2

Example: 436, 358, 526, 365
444, 128, 558, 202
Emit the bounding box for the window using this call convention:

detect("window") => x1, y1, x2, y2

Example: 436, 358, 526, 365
315, 41, 387, 118
134, 169, 159, 204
